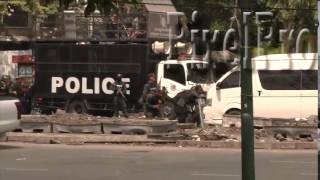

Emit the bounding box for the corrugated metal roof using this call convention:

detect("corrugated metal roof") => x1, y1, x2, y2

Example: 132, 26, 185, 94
143, 0, 176, 12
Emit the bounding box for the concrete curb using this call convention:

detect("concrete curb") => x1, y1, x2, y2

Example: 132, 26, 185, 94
4, 132, 176, 145
17, 119, 178, 134
3, 132, 317, 149
176, 140, 317, 150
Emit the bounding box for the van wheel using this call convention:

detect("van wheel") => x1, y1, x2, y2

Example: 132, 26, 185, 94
160, 102, 176, 120
68, 100, 87, 114
225, 109, 241, 116
126, 129, 146, 135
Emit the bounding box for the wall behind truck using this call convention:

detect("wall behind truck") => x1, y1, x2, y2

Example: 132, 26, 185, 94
0, 50, 32, 79
33, 42, 149, 112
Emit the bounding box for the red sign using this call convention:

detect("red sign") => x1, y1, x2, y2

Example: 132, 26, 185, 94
12, 55, 32, 63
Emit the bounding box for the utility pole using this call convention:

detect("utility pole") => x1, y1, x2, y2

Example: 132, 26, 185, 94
317, 2, 320, 180
239, 0, 255, 180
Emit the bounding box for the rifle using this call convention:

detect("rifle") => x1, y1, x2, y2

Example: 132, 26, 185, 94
115, 84, 128, 102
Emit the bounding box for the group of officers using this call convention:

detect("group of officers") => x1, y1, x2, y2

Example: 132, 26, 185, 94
2, 73, 203, 123
111, 73, 204, 124
111, 73, 163, 119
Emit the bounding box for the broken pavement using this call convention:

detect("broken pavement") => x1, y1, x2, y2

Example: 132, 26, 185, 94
4, 112, 318, 149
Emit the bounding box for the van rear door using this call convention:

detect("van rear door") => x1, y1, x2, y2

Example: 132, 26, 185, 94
300, 70, 317, 118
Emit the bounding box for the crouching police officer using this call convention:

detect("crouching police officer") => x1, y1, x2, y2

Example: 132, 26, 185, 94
140, 74, 157, 116
144, 87, 163, 119
174, 85, 204, 125
111, 74, 129, 118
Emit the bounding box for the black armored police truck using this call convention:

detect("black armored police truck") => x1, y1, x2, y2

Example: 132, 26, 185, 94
32, 42, 152, 114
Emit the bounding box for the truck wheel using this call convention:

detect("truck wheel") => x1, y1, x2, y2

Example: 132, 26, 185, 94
160, 102, 176, 120
68, 100, 87, 114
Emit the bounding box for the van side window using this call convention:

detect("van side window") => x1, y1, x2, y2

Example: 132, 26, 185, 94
258, 70, 300, 90
302, 70, 317, 90
164, 64, 186, 85
220, 71, 240, 89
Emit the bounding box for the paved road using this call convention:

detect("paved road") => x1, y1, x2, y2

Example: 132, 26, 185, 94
0, 142, 317, 180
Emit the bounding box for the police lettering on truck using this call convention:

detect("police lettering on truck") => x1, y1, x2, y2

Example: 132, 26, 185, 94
51, 77, 130, 95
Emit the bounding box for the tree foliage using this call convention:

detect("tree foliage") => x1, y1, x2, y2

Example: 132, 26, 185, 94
172, 0, 317, 53
173, 0, 234, 31
256, 0, 317, 53
0, 0, 59, 16
259, 0, 317, 30
0, 0, 140, 17
60, 0, 139, 16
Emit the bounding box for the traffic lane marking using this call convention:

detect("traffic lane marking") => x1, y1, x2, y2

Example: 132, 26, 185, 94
300, 173, 317, 176
192, 172, 240, 177
270, 160, 315, 165
2, 168, 49, 172
267, 160, 316, 178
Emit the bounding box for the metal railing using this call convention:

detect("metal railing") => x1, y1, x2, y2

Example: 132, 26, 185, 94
0, 12, 148, 42
35, 13, 148, 42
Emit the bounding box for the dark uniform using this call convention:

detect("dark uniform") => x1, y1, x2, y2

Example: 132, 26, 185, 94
174, 85, 204, 124
111, 74, 128, 118
141, 74, 157, 117
144, 88, 163, 118
141, 74, 157, 98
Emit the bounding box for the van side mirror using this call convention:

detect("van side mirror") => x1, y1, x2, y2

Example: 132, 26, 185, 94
216, 82, 221, 90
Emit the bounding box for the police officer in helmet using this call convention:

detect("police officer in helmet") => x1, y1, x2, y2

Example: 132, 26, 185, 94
140, 74, 158, 117
111, 73, 129, 118
144, 86, 163, 118
174, 85, 204, 124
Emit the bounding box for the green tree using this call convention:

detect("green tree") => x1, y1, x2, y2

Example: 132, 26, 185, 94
60, 0, 139, 16
173, 0, 234, 31
256, 0, 317, 54
171, 0, 317, 55
0, 0, 59, 18
261, 0, 316, 29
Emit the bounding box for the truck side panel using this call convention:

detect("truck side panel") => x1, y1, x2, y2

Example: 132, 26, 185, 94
33, 43, 148, 111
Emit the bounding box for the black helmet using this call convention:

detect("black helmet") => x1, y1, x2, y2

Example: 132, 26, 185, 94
115, 73, 122, 81
193, 85, 204, 94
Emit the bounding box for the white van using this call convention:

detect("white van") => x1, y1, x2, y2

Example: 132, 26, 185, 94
203, 53, 318, 124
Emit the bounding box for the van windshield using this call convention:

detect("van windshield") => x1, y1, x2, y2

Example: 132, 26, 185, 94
187, 63, 214, 84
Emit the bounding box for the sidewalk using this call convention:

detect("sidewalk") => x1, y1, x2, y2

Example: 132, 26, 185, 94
3, 132, 317, 150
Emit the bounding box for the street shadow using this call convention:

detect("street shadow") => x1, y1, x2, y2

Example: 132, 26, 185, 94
0, 144, 23, 150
